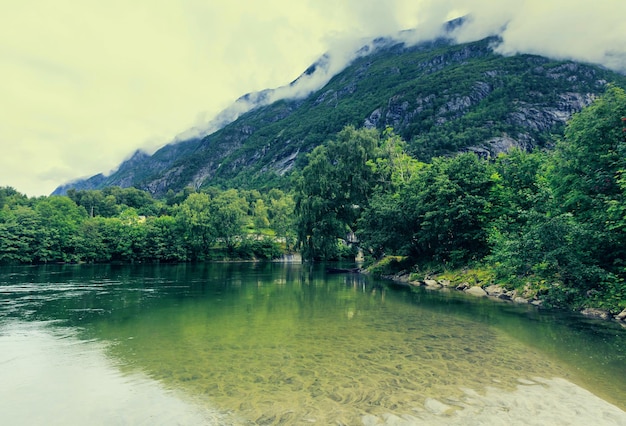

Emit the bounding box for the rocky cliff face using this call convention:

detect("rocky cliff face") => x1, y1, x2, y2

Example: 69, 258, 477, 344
54, 36, 626, 196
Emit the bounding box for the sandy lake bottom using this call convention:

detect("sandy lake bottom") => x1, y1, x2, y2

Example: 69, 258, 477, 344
1, 321, 624, 426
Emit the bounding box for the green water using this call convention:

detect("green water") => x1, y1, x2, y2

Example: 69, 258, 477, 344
1, 263, 624, 425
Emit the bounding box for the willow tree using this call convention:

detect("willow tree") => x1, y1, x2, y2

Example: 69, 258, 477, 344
295, 126, 381, 260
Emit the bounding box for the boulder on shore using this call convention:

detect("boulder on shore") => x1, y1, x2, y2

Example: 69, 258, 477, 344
484, 284, 516, 301
616, 308, 626, 321
424, 279, 442, 289
465, 286, 487, 297
438, 279, 451, 287
456, 282, 470, 291
484, 284, 504, 297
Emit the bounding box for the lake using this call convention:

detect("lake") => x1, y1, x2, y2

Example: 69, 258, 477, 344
1, 263, 624, 425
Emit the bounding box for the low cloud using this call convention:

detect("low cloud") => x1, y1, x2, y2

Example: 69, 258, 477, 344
451, 1, 626, 72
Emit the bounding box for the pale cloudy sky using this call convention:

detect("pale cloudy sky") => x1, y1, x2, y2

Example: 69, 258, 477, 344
1, 0, 624, 196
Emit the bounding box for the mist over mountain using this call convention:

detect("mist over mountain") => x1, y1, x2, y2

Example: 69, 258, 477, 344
54, 21, 626, 196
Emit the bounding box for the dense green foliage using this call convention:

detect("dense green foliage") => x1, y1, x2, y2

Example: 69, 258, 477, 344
0, 186, 295, 264
364, 153, 493, 263
489, 85, 626, 310
294, 87, 626, 313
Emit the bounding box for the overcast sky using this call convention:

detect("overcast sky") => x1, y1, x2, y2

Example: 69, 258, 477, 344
1, 0, 625, 197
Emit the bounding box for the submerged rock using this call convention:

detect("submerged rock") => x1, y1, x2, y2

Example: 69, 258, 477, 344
361, 414, 380, 426
581, 308, 611, 320
424, 398, 452, 415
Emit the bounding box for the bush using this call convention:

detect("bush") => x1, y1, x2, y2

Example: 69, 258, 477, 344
236, 238, 284, 260
366, 256, 411, 276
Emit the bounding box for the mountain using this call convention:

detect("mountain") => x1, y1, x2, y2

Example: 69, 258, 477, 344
54, 34, 626, 197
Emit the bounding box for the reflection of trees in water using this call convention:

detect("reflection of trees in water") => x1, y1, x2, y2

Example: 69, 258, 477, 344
342, 272, 385, 295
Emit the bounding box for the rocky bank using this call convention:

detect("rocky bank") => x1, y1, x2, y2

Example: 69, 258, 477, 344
382, 270, 626, 324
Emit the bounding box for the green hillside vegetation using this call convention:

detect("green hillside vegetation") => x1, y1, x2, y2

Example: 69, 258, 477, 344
59, 37, 626, 196
189, 38, 626, 190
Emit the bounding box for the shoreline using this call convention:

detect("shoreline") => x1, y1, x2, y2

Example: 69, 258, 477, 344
378, 269, 626, 325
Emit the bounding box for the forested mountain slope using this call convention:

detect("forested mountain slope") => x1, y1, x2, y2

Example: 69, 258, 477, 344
54, 36, 626, 196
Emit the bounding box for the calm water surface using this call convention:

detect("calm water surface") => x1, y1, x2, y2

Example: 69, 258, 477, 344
0, 263, 624, 425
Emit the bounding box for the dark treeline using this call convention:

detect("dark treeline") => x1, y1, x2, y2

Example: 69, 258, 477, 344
0, 186, 295, 264
295, 86, 626, 313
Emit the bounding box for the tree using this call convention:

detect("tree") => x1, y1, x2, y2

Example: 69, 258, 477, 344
144, 215, 187, 262
35, 196, 87, 262
267, 190, 296, 250
360, 153, 493, 265
176, 192, 214, 260
208, 189, 248, 251
357, 191, 406, 258
368, 128, 422, 191
76, 218, 109, 262
487, 87, 626, 311
548, 85, 626, 274
252, 199, 270, 232
607, 173, 626, 234
67, 189, 119, 217
549, 85, 626, 220
490, 149, 550, 226
0, 205, 39, 263
102, 186, 159, 216
488, 212, 614, 308
295, 126, 381, 260
0, 187, 27, 210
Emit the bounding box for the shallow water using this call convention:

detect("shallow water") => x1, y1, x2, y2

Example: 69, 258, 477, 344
0, 321, 225, 425
0, 263, 624, 425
